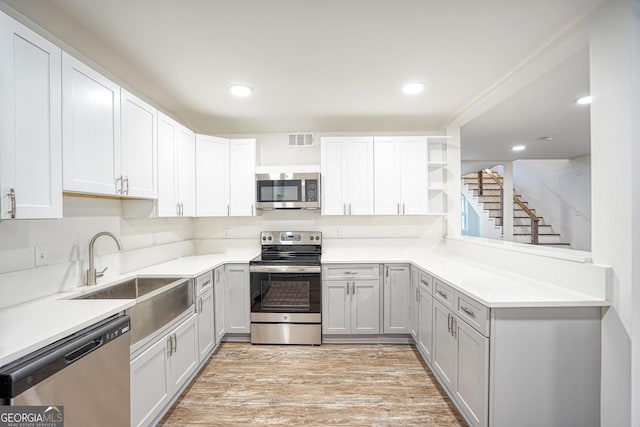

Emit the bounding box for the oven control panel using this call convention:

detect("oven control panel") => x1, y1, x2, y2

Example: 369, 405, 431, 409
260, 231, 322, 245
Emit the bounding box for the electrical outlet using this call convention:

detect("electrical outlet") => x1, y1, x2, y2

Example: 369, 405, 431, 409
337, 227, 344, 239
223, 228, 230, 238
35, 245, 48, 267
151, 233, 158, 246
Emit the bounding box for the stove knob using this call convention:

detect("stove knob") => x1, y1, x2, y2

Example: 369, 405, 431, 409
315, 236, 320, 240
262, 236, 267, 241
268, 236, 272, 241
309, 236, 313, 240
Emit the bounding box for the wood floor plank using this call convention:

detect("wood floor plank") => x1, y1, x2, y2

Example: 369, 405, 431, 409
158, 342, 467, 426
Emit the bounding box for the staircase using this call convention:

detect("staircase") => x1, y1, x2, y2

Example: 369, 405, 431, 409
462, 170, 571, 247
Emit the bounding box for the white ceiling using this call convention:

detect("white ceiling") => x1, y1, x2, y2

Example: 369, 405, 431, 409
3, 0, 599, 160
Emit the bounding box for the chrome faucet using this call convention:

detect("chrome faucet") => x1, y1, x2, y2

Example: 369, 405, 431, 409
86, 231, 123, 286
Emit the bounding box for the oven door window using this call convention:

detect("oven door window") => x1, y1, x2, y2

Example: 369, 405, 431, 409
257, 180, 301, 203
251, 273, 320, 313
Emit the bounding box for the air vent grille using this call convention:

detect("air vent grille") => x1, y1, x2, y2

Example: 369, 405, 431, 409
288, 133, 314, 147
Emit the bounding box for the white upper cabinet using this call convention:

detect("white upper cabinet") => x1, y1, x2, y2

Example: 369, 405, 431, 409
62, 52, 121, 195
321, 137, 374, 215
374, 136, 428, 215
0, 12, 62, 219
195, 135, 229, 216
157, 112, 195, 217
120, 89, 157, 198
228, 139, 256, 216
176, 126, 196, 217
195, 136, 255, 217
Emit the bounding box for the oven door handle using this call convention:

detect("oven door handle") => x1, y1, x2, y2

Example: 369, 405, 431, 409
249, 265, 321, 273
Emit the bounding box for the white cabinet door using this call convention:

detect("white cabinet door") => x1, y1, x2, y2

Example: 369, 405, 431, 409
383, 264, 410, 334
373, 137, 399, 215
399, 137, 428, 214
454, 318, 489, 427
351, 280, 380, 334
62, 52, 120, 195
228, 139, 256, 216
417, 283, 433, 364
195, 135, 229, 216
0, 12, 62, 219
214, 267, 226, 344
409, 267, 419, 339
321, 137, 374, 215
176, 126, 195, 217
121, 89, 157, 198
168, 314, 199, 392
224, 264, 250, 333
347, 138, 375, 215
432, 299, 455, 392
322, 280, 350, 334
374, 136, 427, 215
197, 287, 215, 362
156, 112, 178, 217
130, 334, 171, 427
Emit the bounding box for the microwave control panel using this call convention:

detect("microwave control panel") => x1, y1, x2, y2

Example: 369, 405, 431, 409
305, 180, 318, 202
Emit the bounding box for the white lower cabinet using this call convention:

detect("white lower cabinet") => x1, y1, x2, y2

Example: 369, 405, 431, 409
224, 264, 250, 334
196, 285, 215, 363
214, 266, 226, 344
382, 264, 410, 333
131, 313, 198, 427
416, 279, 433, 363
323, 279, 380, 334
322, 264, 381, 335
432, 298, 488, 427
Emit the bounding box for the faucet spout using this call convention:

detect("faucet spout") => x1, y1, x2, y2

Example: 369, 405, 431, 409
86, 232, 123, 286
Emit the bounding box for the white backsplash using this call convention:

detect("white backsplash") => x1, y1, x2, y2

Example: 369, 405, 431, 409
0, 195, 447, 309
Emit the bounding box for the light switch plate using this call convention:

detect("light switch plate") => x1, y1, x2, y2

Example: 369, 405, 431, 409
35, 245, 48, 267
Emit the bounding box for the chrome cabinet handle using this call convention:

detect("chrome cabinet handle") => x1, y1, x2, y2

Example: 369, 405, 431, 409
176, 203, 180, 216
167, 336, 173, 356
7, 188, 16, 218
460, 305, 475, 318
386, 265, 389, 279
227, 204, 230, 216
343, 202, 346, 215
172, 333, 177, 353
123, 176, 129, 195
397, 203, 400, 215
420, 279, 429, 286
447, 313, 452, 334
351, 282, 355, 295
252, 204, 254, 216
346, 281, 349, 296
403, 203, 405, 215
349, 203, 352, 215
437, 289, 448, 299
416, 288, 420, 301
452, 318, 457, 337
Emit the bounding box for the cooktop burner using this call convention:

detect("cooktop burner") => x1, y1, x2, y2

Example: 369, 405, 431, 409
250, 231, 322, 266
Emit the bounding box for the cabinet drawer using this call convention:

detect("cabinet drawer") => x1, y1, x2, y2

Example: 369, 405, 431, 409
322, 264, 380, 280
433, 280, 454, 309
419, 271, 433, 294
195, 271, 213, 294
456, 293, 490, 337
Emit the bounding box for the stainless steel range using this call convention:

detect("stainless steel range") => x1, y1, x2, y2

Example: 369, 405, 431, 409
249, 231, 321, 345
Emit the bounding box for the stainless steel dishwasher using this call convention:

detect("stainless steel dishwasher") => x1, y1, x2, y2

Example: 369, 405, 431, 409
0, 314, 130, 427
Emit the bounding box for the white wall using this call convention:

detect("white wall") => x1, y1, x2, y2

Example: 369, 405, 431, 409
513, 155, 592, 251
589, 0, 639, 425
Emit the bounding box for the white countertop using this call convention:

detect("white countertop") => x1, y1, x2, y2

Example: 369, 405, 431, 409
0, 246, 608, 368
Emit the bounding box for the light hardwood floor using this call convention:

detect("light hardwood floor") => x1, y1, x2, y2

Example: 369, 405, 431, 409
159, 342, 467, 426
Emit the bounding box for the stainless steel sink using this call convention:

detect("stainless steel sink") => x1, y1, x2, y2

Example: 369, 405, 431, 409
73, 276, 193, 345
73, 277, 179, 300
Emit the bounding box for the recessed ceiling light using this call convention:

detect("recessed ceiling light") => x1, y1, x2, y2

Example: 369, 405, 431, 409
576, 95, 592, 105
538, 136, 554, 142
512, 145, 526, 152
229, 84, 253, 97
402, 82, 425, 95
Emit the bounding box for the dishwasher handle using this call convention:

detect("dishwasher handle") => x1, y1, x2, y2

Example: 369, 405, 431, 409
64, 338, 104, 363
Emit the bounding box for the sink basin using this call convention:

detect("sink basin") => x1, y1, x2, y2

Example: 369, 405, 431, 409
73, 276, 194, 346
74, 277, 180, 300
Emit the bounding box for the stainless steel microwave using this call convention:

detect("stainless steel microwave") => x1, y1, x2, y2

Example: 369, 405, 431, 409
255, 173, 320, 210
